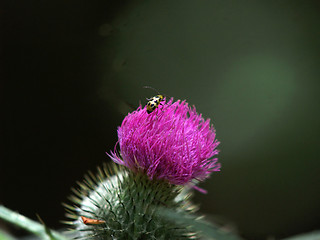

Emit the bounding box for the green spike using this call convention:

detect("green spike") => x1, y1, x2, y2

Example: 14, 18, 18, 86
64, 163, 200, 239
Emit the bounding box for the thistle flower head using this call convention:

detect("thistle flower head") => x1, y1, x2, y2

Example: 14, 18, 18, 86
109, 98, 220, 187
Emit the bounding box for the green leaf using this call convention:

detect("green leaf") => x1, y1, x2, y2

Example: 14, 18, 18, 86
0, 205, 68, 240
158, 207, 243, 240
0, 230, 15, 240
282, 231, 320, 240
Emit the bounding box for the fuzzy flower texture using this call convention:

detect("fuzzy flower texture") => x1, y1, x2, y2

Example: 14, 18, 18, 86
109, 98, 220, 190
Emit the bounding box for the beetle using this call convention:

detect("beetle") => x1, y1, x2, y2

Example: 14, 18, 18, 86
146, 94, 164, 114
143, 86, 165, 114
81, 216, 106, 225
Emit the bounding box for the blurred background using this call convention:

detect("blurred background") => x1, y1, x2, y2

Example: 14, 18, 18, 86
1, 0, 320, 239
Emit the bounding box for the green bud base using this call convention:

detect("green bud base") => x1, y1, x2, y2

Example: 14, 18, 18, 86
64, 163, 198, 240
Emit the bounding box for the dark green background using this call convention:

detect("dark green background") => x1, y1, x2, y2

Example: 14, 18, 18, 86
2, 1, 320, 239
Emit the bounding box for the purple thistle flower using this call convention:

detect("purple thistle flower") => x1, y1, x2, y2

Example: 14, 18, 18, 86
108, 98, 220, 189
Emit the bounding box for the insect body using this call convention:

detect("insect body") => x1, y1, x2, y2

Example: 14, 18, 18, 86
146, 94, 164, 114
81, 216, 106, 225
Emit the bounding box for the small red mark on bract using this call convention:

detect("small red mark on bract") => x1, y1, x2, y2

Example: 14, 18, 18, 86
81, 216, 106, 225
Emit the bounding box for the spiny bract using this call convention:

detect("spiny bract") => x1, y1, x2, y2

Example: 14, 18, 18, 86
64, 163, 200, 240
